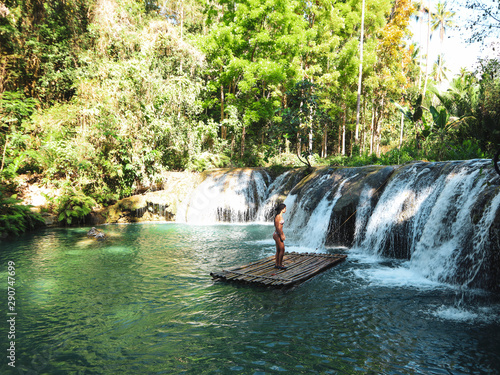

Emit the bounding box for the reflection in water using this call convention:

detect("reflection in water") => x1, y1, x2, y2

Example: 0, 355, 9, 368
0, 224, 499, 374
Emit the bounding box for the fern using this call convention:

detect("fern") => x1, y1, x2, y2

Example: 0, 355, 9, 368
0, 187, 45, 238
55, 186, 97, 225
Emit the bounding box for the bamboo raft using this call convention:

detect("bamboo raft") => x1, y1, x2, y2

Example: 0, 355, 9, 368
210, 252, 347, 287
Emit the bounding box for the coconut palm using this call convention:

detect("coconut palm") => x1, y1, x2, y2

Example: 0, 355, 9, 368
412, 1, 429, 90
431, 1, 455, 83
432, 55, 449, 83
415, 0, 434, 100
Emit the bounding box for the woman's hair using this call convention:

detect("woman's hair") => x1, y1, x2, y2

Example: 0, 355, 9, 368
275, 203, 286, 216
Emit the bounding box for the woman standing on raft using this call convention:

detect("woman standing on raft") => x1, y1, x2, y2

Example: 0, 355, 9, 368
273, 203, 287, 270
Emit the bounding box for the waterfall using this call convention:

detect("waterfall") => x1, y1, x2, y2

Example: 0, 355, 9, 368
255, 169, 306, 222
171, 161, 500, 290
285, 171, 357, 250
353, 160, 500, 289
176, 169, 271, 224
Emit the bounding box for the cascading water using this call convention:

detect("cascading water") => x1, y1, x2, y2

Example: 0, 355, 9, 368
408, 166, 486, 282
254, 169, 306, 222
176, 169, 271, 224
284, 170, 358, 250
353, 160, 500, 289
174, 160, 499, 290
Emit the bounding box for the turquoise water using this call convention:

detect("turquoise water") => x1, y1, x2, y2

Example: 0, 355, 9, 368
1, 223, 499, 374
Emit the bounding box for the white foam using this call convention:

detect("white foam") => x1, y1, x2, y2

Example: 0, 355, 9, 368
430, 305, 500, 324
284, 245, 326, 254
348, 248, 446, 289
432, 306, 479, 322
247, 239, 275, 246
353, 264, 442, 289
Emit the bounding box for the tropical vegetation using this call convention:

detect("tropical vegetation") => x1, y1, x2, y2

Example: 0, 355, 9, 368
0, 0, 499, 234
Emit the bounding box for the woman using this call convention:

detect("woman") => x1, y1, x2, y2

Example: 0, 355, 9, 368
273, 203, 287, 270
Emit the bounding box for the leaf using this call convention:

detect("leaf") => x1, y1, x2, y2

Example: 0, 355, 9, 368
430, 106, 439, 124
415, 94, 423, 108
413, 107, 423, 122
437, 108, 448, 129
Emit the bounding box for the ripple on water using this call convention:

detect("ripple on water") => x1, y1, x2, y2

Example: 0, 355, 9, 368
101, 246, 135, 254
0, 224, 499, 375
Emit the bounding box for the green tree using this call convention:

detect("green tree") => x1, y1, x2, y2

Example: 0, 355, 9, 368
366, 0, 414, 155
278, 80, 324, 167
474, 59, 500, 152
201, 0, 308, 157
0, 0, 93, 102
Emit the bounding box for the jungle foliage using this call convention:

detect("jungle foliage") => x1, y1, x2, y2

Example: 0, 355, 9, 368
0, 186, 44, 237
0, 0, 499, 233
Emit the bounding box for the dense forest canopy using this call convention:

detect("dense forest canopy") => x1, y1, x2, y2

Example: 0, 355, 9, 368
0, 0, 499, 229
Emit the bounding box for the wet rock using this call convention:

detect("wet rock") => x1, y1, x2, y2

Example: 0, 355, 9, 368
102, 171, 201, 223
87, 227, 107, 241
324, 165, 396, 247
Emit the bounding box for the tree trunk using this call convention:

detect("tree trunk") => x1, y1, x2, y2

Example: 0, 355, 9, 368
361, 100, 366, 153
338, 121, 342, 155
297, 132, 301, 155
322, 125, 327, 158
422, 0, 431, 99
374, 96, 385, 157
0, 136, 8, 174
241, 125, 246, 157
349, 130, 353, 156
370, 104, 375, 154
355, 0, 366, 146
341, 108, 347, 156
399, 112, 404, 149
309, 107, 313, 154
220, 82, 226, 139
230, 135, 235, 156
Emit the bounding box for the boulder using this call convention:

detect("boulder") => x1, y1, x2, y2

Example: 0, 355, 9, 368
87, 227, 107, 241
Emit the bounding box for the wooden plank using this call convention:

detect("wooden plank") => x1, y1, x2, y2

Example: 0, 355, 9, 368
210, 252, 347, 287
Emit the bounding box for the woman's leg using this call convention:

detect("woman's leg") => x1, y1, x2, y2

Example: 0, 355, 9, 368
278, 241, 285, 268
273, 233, 281, 267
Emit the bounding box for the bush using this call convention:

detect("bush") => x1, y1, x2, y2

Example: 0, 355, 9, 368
447, 140, 485, 160
55, 185, 97, 225
0, 187, 45, 238
186, 152, 231, 172
379, 146, 418, 165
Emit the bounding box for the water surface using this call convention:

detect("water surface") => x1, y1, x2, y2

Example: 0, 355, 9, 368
1, 223, 499, 374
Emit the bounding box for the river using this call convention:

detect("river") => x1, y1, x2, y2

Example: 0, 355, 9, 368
1, 223, 499, 374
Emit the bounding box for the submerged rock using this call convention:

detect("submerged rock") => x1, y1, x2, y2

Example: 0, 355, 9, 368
87, 227, 107, 241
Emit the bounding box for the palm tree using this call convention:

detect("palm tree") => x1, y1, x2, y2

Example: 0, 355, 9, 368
420, 0, 433, 100
432, 55, 449, 84
412, 1, 428, 91
431, 1, 455, 83
432, 71, 478, 117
